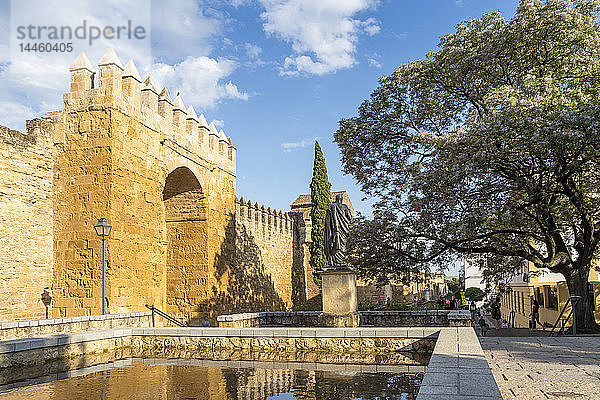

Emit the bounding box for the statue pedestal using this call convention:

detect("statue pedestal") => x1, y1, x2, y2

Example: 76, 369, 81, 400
319, 267, 359, 327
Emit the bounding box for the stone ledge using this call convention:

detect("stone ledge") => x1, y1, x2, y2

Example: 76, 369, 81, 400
0, 312, 152, 341
217, 311, 321, 322
0, 328, 133, 354
0, 311, 151, 329
217, 310, 472, 327
128, 327, 441, 339
0, 326, 438, 355
416, 327, 502, 400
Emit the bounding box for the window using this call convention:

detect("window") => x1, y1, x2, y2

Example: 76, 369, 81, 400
521, 292, 525, 313
546, 285, 558, 310
535, 287, 543, 306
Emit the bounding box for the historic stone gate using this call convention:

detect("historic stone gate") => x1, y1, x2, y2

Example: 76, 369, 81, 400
51, 49, 237, 320
0, 49, 300, 323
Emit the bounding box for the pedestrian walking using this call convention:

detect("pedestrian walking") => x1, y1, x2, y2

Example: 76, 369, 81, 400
491, 297, 501, 330
530, 299, 544, 329
469, 300, 477, 319
478, 315, 489, 336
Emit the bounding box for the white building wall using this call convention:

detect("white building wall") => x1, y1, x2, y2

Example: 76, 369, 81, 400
462, 255, 486, 290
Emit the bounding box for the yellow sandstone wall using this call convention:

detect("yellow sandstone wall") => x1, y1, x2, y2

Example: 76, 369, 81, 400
0, 120, 54, 321
231, 198, 295, 312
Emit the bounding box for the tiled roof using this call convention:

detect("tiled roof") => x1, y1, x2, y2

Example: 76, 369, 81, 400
290, 190, 348, 208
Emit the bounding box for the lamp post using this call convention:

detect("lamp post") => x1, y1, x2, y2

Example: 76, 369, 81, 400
94, 216, 111, 314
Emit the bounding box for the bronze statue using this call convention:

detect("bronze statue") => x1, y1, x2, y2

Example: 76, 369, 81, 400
325, 194, 353, 267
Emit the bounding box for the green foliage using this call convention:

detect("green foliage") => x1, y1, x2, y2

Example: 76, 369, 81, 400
336, 0, 600, 331
465, 287, 486, 302
309, 141, 332, 287
446, 278, 462, 298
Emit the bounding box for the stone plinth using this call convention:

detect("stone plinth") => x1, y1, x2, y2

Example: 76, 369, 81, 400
321, 267, 358, 315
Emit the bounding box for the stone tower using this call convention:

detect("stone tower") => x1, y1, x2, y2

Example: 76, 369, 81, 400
52, 49, 237, 321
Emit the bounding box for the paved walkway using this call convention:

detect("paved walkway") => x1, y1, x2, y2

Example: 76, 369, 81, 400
473, 314, 549, 337
480, 336, 600, 399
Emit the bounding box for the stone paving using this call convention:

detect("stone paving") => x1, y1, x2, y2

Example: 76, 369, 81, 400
481, 336, 600, 400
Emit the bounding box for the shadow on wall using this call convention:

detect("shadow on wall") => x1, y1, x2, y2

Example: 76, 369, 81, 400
291, 212, 307, 307
194, 217, 287, 324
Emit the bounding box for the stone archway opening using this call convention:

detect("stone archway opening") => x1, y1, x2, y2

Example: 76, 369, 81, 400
163, 166, 208, 324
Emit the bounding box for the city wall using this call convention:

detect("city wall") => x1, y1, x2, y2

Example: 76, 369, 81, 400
0, 120, 54, 320
231, 198, 295, 311
0, 49, 306, 323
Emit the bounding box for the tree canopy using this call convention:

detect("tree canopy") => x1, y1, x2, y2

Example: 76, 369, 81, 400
465, 287, 486, 302
336, 0, 600, 331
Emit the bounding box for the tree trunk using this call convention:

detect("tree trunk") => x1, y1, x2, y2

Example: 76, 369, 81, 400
565, 267, 599, 333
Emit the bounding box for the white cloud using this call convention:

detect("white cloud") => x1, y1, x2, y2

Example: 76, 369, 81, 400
392, 31, 408, 41
151, 0, 222, 62
281, 138, 315, 152
151, 56, 248, 109
0, 0, 248, 131
212, 119, 225, 128
360, 17, 380, 36
244, 43, 263, 59
259, 0, 380, 75
230, 0, 252, 7
0, 0, 153, 130
0, 101, 36, 128
367, 58, 381, 68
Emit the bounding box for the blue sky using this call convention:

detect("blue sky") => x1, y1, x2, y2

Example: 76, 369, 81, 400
0, 0, 520, 215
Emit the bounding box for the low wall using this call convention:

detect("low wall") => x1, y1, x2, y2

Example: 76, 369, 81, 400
216, 310, 471, 328
0, 327, 437, 383
0, 312, 152, 340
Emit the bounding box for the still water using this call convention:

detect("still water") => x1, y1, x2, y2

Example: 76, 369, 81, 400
0, 362, 423, 400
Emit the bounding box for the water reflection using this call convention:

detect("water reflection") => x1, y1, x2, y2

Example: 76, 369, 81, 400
0, 363, 423, 400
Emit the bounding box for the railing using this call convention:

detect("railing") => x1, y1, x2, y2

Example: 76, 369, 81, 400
548, 295, 581, 337
145, 304, 186, 327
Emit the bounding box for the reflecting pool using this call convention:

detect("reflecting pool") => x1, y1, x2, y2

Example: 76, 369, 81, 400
0, 360, 424, 400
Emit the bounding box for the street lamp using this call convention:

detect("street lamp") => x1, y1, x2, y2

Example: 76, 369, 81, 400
94, 216, 111, 314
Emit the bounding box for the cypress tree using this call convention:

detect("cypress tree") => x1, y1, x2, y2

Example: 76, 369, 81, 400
309, 141, 332, 287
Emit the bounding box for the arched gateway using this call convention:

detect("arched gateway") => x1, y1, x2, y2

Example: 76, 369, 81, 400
163, 166, 208, 323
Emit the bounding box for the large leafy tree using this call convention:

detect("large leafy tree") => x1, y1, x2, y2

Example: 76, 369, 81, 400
310, 141, 332, 286
336, 0, 600, 331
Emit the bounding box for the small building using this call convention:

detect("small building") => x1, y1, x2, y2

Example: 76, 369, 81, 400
499, 262, 600, 329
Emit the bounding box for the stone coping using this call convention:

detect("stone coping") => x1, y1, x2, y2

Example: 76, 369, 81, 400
0, 328, 134, 353
416, 327, 502, 400
130, 327, 441, 338
0, 311, 151, 330
0, 327, 439, 354
217, 310, 471, 322
217, 311, 320, 322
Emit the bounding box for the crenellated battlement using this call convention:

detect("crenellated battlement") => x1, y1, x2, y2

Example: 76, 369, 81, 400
64, 48, 236, 174
235, 197, 294, 234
